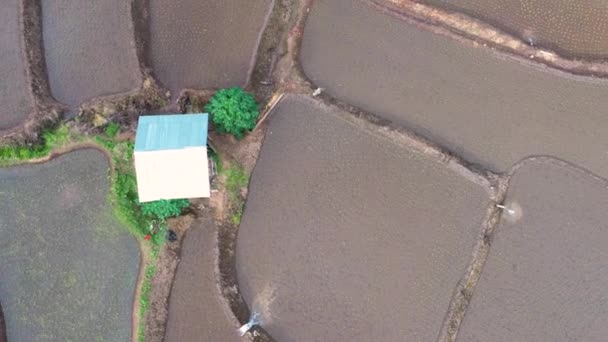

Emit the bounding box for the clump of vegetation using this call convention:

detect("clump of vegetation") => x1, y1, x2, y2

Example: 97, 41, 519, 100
205, 87, 259, 140
0, 125, 71, 165
224, 164, 249, 224
140, 199, 190, 222
137, 246, 159, 342
104, 122, 120, 138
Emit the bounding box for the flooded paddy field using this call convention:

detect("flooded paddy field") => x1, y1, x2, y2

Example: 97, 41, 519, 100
41, 0, 141, 109
419, 0, 608, 59
236, 95, 489, 341
0, 149, 139, 341
0, 0, 33, 130
302, 0, 608, 176
148, 0, 272, 98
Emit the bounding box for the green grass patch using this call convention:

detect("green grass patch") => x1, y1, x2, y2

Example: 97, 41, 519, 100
137, 247, 159, 342
224, 164, 249, 225
0, 124, 72, 166
104, 122, 120, 139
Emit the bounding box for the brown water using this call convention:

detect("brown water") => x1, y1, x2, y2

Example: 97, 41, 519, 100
41, 0, 141, 108
148, 0, 272, 98
0, 0, 33, 130
301, 0, 608, 177
0, 150, 139, 341
419, 0, 608, 59
237, 95, 489, 341
164, 217, 241, 342
459, 158, 608, 341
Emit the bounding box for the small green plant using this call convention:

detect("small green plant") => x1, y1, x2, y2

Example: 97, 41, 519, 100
205, 87, 259, 140
140, 199, 190, 222
104, 122, 120, 138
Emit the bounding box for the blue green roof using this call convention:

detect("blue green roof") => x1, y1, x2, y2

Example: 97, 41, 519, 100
135, 113, 208, 151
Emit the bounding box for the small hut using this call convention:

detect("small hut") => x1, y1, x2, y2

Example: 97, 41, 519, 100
134, 113, 210, 202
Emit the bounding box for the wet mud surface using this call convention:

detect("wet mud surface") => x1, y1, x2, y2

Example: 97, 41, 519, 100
164, 217, 241, 342
302, 0, 608, 177
418, 0, 608, 59
41, 0, 141, 109
236, 95, 489, 341
0, 150, 140, 341
0, 0, 33, 130
148, 0, 272, 98
459, 158, 608, 341
0, 301, 5, 342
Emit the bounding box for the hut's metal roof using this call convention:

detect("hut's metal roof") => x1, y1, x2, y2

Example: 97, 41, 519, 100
135, 113, 208, 151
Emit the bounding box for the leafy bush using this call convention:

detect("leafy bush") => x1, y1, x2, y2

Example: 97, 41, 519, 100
205, 87, 259, 140
105, 122, 120, 138
140, 199, 190, 222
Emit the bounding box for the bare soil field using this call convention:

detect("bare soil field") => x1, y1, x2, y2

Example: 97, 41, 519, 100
164, 217, 241, 342
148, 0, 273, 99
41, 0, 141, 109
418, 0, 608, 60
236, 95, 490, 341
0, 149, 139, 341
458, 158, 608, 341
0, 0, 33, 130
301, 0, 608, 178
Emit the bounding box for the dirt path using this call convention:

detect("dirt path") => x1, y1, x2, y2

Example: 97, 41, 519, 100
164, 217, 242, 342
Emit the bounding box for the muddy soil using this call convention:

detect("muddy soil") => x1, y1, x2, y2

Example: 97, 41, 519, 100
301, 0, 608, 177
236, 95, 490, 341
419, 0, 608, 60
148, 0, 273, 100
0, 0, 34, 130
164, 216, 241, 342
142, 214, 193, 342
0, 301, 5, 342
0, 149, 140, 341
41, 0, 141, 109
459, 158, 608, 341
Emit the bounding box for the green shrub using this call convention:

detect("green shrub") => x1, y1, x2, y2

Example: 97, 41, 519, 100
105, 122, 120, 138
0, 125, 71, 165
140, 199, 190, 222
205, 87, 259, 140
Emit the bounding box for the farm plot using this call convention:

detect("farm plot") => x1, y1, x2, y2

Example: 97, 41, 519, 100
41, 0, 141, 108
0, 0, 33, 130
236, 95, 490, 341
0, 149, 139, 342
148, 0, 272, 98
301, 0, 608, 176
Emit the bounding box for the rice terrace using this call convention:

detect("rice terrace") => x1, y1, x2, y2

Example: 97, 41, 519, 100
2, 1, 608, 342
